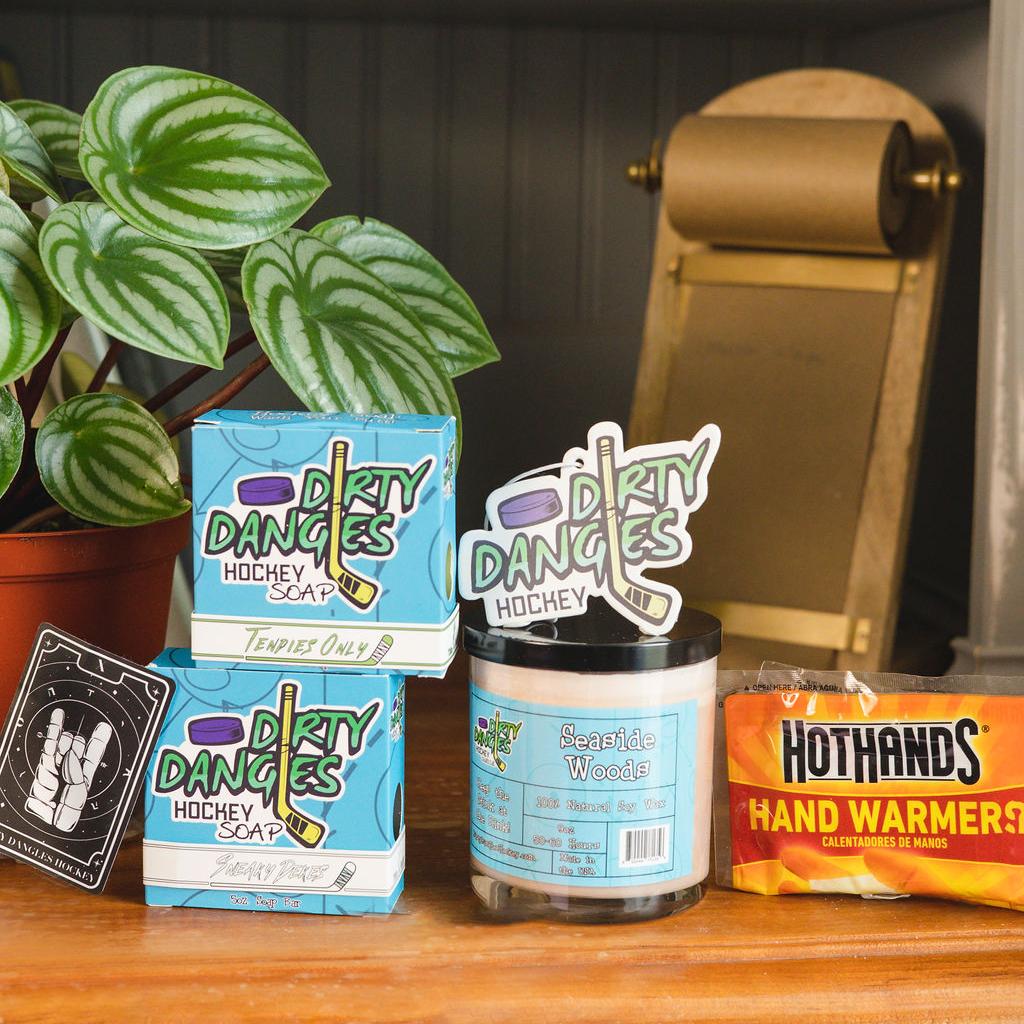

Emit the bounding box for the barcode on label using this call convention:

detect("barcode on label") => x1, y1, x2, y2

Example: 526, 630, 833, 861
619, 824, 670, 868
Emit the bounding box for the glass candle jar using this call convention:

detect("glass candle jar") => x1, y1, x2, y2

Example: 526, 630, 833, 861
465, 604, 721, 923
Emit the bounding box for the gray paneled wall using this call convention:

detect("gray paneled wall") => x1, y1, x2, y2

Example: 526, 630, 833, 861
1, 8, 988, 649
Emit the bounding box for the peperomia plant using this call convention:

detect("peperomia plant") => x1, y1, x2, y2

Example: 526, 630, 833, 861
0, 65, 498, 533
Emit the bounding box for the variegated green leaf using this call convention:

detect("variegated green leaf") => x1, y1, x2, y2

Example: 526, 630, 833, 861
0, 160, 8, 197
31, 211, 80, 329
218, 268, 246, 311
312, 216, 498, 377
58, 299, 80, 330
0, 101, 66, 203
72, 186, 103, 203
198, 246, 248, 310
0, 193, 61, 385
0, 386, 25, 498
197, 245, 248, 271
59, 350, 177, 452
23, 209, 80, 328
39, 202, 229, 367
80, 66, 329, 249
242, 230, 460, 423
36, 392, 189, 526
8, 99, 84, 180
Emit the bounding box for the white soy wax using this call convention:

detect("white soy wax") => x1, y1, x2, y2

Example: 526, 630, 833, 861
465, 604, 720, 923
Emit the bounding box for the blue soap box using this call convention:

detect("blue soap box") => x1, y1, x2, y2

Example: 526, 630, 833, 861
143, 650, 406, 916
190, 410, 458, 676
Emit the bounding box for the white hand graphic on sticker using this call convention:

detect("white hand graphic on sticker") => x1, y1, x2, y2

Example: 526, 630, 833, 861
25, 708, 112, 832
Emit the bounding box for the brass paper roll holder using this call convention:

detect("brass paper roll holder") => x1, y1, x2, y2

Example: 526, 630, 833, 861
627, 135, 962, 198
625, 73, 961, 672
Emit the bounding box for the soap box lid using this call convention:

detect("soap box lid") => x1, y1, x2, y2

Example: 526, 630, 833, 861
195, 409, 454, 433
149, 647, 404, 683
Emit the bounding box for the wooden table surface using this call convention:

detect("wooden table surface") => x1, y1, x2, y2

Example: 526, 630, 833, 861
3, 664, 1024, 1023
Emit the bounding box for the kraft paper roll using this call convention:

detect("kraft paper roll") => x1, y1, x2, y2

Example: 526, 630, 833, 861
663, 115, 913, 254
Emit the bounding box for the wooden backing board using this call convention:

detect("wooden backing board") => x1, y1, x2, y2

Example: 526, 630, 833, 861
628, 69, 957, 671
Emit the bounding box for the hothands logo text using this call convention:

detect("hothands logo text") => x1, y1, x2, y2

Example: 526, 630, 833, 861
781, 718, 982, 786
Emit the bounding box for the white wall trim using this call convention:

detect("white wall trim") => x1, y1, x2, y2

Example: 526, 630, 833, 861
952, 0, 1024, 675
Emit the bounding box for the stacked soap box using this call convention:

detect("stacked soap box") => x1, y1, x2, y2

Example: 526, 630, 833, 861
144, 410, 458, 916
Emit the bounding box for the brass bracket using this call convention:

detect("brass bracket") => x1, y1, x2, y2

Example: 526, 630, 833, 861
679, 251, 902, 294
626, 132, 961, 202
687, 598, 873, 655
901, 161, 963, 198
626, 138, 663, 193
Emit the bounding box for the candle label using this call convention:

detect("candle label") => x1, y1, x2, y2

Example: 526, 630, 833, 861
470, 684, 699, 888
459, 420, 719, 636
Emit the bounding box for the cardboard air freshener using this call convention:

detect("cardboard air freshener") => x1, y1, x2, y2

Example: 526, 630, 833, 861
0, 624, 174, 892
458, 420, 719, 635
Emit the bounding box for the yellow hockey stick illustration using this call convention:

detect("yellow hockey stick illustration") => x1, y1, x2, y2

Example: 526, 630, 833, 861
596, 435, 670, 629
328, 439, 380, 610
274, 683, 326, 848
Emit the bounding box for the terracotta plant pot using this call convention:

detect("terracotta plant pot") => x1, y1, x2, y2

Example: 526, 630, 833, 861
0, 512, 190, 714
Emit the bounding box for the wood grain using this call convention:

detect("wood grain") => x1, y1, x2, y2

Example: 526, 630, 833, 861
2, 665, 1024, 1023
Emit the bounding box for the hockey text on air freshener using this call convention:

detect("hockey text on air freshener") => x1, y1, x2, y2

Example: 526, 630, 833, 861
458, 420, 723, 923
0, 624, 175, 892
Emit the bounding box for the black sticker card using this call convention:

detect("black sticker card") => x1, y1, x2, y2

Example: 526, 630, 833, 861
0, 624, 174, 892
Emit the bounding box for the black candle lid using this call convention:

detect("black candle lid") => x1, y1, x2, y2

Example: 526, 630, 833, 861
463, 599, 721, 673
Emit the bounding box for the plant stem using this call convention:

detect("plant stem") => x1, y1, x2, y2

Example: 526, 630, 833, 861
86, 340, 125, 393
163, 353, 271, 438
6, 502, 63, 534
145, 330, 258, 413
22, 327, 71, 423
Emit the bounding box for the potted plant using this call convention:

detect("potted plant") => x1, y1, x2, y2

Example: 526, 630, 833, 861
0, 65, 498, 706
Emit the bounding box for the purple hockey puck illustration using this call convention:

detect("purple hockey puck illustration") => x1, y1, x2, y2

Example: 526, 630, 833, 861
497, 488, 563, 529
236, 475, 295, 506
187, 715, 244, 745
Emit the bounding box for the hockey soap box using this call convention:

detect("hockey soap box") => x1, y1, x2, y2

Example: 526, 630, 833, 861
190, 410, 458, 676
143, 650, 406, 915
